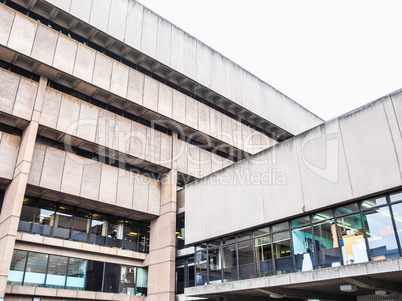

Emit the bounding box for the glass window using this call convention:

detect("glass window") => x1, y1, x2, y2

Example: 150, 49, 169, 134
237, 232, 252, 242
238, 240, 255, 280
313, 220, 341, 269
8, 250, 27, 285
361, 197, 387, 209
208, 248, 222, 283
272, 231, 293, 274
188, 256, 195, 288
195, 251, 207, 286
66, 258, 86, 290
53, 204, 73, 240
103, 263, 120, 293
208, 239, 221, 248
335, 203, 359, 216
222, 244, 237, 282
89, 213, 108, 246
292, 225, 314, 272
46, 255, 67, 288
72, 208, 90, 242
255, 235, 273, 277
139, 223, 150, 253
18, 198, 36, 233
254, 226, 270, 237
176, 263, 185, 294
312, 210, 333, 223
336, 214, 368, 264
120, 266, 136, 295
390, 191, 402, 203
33, 200, 55, 236
291, 216, 310, 228
392, 203, 402, 252
222, 236, 236, 245
85, 261, 104, 292
123, 220, 139, 251
362, 207, 399, 261
24, 252, 49, 286
272, 222, 289, 232
136, 267, 148, 296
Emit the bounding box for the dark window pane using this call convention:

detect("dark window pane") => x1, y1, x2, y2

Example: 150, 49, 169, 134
106, 216, 123, 248
176, 265, 184, 294
8, 250, 27, 285
272, 222, 289, 232
273, 231, 292, 274
72, 208, 90, 242
335, 203, 359, 216
66, 258, 86, 290
238, 240, 255, 280
123, 220, 139, 251
120, 266, 136, 295
53, 204, 73, 240
138, 223, 150, 253
103, 263, 120, 293
237, 232, 252, 242
313, 220, 341, 269
255, 236, 273, 277
313, 210, 333, 223
19, 198, 36, 232
33, 200, 55, 236
46, 255, 67, 288
291, 216, 310, 227
292, 225, 314, 272
85, 261, 104, 292
254, 226, 270, 237
24, 252, 49, 286
195, 251, 207, 286
208, 248, 222, 284
89, 213, 107, 246
222, 244, 237, 282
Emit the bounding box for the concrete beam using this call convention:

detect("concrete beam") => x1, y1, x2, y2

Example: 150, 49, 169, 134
345, 277, 402, 294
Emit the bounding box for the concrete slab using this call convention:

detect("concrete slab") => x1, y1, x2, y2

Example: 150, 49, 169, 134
124, 1, 143, 50
70, 0, 92, 22
40, 88, 62, 128
77, 101, 99, 143
8, 13, 37, 56
107, 0, 128, 41
60, 153, 84, 196
170, 25, 184, 73
129, 121, 147, 159
172, 90, 186, 125
127, 68, 144, 105
110, 61, 129, 98
80, 159, 102, 200
198, 103, 211, 136
184, 34, 197, 80
143, 76, 159, 112
53, 34, 78, 75
141, 9, 158, 58
0, 134, 19, 180
12, 78, 37, 120
27, 143, 46, 186
56, 94, 81, 134
196, 41, 212, 88
185, 96, 198, 130
89, 0, 111, 32
156, 17, 171, 66
0, 4, 15, 46
158, 83, 173, 118
132, 174, 149, 212
148, 178, 161, 215
98, 164, 118, 205
92, 53, 113, 91
73, 43, 96, 83
0, 69, 20, 115
31, 23, 58, 66
116, 168, 134, 209
39, 146, 66, 191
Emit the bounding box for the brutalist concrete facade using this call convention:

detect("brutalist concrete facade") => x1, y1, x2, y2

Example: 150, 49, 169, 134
0, 1, 323, 301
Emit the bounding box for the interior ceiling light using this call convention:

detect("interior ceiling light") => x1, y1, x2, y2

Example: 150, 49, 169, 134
269, 293, 283, 299
340, 284, 357, 292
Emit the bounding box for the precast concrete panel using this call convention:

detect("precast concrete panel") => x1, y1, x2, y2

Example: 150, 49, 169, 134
185, 181, 202, 243
107, 0, 128, 41
70, 0, 92, 22
220, 114, 233, 145
185, 96, 198, 130
160, 133, 172, 168
198, 103, 211, 136
31, 23, 58, 66
140, 9, 158, 58
92, 53, 113, 91
0, 4, 15, 46
56, 94, 81, 135
143, 76, 159, 112
391, 91, 402, 134
156, 17, 172, 66
158, 83, 173, 118
127, 69, 144, 105
241, 124, 253, 154
99, 164, 118, 205
196, 41, 212, 88
40, 88, 62, 129
296, 119, 353, 211
80, 158, 102, 200
229, 160, 265, 232
231, 119, 242, 150
260, 139, 305, 224
148, 178, 161, 215
0, 69, 20, 115
53, 34, 78, 75
60, 154, 85, 196
148, 129, 161, 164
240, 70, 252, 111
249, 76, 261, 114
124, 1, 143, 50
211, 154, 223, 174
89, 0, 111, 33
39, 147, 66, 191
129, 121, 147, 160
27, 144, 46, 186
77, 101, 99, 142
176, 140, 188, 175
12, 77, 37, 120
132, 174, 149, 212
47, 0, 71, 12
170, 26, 184, 73
210, 108, 222, 140
114, 115, 132, 154
7, 13, 37, 56
0, 133, 20, 180
340, 101, 402, 198
200, 174, 231, 240
172, 90, 185, 124
198, 149, 211, 178
73, 43, 96, 83
96, 109, 116, 149
110, 61, 129, 98
116, 168, 134, 209
183, 34, 197, 80
229, 62, 242, 105
211, 51, 222, 94
219, 56, 231, 101
187, 145, 200, 178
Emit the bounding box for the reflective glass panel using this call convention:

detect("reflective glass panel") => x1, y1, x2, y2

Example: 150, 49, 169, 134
254, 226, 270, 237
7, 250, 27, 285
46, 255, 67, 288
390, 192, 402, 203
89, 213, 107, 246
208, 248, 222, 283
272, 222, 289, 232
85, 261, 103, 292
72, 208, 90, 242
361, 197, 387, 209
53, 204, 73, 239
24, 253, 49, 286
222, 244, 237, 282
335, 203, 359, 216
188, 256, 195, 288
238, 240, 255, 280
103, 263, 120, 293
139, 223, 150, 253
123, 220, 139, 251
120, 266, 136, 295
195, 251, 207, 286
362, 207, 399, 261
392, 203, 402, 251
313, 210, 333, 223
238, 232, 252, 241
313, 220, 341, 268
255, 235, 273, 277
291, 216, 310, 228
272, 231, 292, 274
292, 225, 314, 272
136, 267, 148, 296
33, 200, 55, 236
18, 198, 36, 233
66, 258, 86, 290
336, 214, 368, 264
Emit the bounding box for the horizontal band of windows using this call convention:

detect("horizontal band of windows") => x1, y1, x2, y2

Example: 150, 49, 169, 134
18, 196, 151, 253
0, 123, 23, 137
0, 59, 39, 82
2, 0, 284, 142
8, 249, 148, 295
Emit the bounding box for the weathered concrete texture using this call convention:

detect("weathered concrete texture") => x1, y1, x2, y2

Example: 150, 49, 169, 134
0, 133, 20, 180
186, 91, 402, 244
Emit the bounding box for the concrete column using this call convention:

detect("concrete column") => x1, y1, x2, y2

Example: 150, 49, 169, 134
0, 76, 47, 298
147, 132, 178, 301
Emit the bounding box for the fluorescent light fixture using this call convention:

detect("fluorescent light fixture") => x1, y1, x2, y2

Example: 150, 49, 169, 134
340, 284, 357, 292
269, 293, 283, 299
375, 291, 386, 296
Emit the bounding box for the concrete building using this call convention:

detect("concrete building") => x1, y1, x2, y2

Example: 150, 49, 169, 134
0, 1, 400, 301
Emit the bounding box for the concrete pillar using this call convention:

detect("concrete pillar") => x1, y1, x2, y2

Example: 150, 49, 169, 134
147, 132, 178, 301
0, 76, 47, 298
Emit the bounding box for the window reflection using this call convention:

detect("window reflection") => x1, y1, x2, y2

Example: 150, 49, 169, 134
24, 253, 48, 286
66, 258, 86, 290
292, 225, 314, 272
8, 250, 27, 285
222, 244, 237, 282
255, 235, 273, 277
208, 248, 222, 283
272, 231, 292, 274
313, 220, 341, 268
46, 255, 67, 288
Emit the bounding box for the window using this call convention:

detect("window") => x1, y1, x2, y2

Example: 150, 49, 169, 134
46, 255, 68, 288
66, 258, 86, 290
8, 250, 27, 285
24, 253, 49, 286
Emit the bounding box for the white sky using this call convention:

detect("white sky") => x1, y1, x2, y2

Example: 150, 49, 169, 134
138, 0, 402, 121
